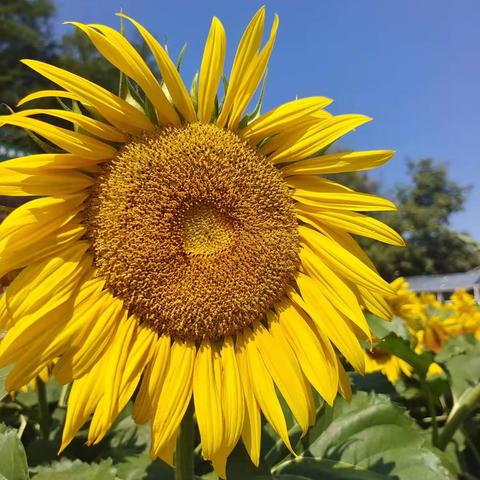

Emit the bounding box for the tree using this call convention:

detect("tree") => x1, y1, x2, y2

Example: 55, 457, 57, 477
0, 0, 57, 108
333, 159, 480, 280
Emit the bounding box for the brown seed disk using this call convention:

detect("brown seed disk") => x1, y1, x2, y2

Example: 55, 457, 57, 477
85, 123, 300, 341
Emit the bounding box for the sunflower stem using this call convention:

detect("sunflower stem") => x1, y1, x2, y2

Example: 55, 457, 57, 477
437, 383, 480, 450
35, 377, 50, 440
175, 402, 194, 480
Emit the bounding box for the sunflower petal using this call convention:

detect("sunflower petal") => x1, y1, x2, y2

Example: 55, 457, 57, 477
241, 97, 333, 144
275, 298, 338, 405
299, 225, 393, 296
227, 15, 279, 130
296, 205, 404, 246
216, 7, 266, 128
133, 335, 171, 424
0, 115, 116, 159
281, 150, 394, 176
193, 342, 224, 460
60, 361, 104, 451
17, 89, 85, 107
68, 22, 180, 125
21, 59, 153, 134
295, 273, 365, 373
16, 109, 127, 142
256, 316, 311, 434
198, 17, 226, 123
1, 153, 105, 170
243, 327, 294, 454
235, 334, 261, 466
117, 14, 196, 123
151, 341, 196, 457
53, 294, 127, 384
266, 114, 371, 164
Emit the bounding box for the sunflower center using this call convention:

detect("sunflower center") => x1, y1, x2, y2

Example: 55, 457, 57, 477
85, 123, 299, 341
182, 205, 233, 256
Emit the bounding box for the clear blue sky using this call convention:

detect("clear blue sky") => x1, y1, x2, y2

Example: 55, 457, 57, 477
54, 0, 480, 240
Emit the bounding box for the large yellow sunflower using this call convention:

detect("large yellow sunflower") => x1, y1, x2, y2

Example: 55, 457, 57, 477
0, 8, 403, 477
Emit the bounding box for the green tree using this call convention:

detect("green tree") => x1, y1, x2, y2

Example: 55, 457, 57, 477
0, 0, 57, 108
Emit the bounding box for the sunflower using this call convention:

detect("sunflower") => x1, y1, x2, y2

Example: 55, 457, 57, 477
364, 347, 412, 383
0, 8, 402, 477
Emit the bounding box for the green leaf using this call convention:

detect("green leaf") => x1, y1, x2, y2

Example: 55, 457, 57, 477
436, 334, 480, 400
276, 392, 455, 480
366, 314, 409, 340
379, 333, 434, 377
0, 424, 29, 480
31, 459, 116, 480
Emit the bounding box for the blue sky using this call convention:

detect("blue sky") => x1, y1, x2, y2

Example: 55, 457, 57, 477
54, 0, 480, 240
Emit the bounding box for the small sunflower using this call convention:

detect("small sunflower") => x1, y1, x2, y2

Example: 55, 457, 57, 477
0, 8, 402, 476
364, 347, 412, 383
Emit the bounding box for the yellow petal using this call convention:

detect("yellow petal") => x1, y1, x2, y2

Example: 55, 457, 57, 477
0, 114, 116, 159
299, 225, 394, 296
0, 242, 89, 331
281, 150, 394, 176
255, 316, 311, 434
337, 357, 352, 401
0, 218, 84, 279
275, 298, 338, 405
151, 341, 196, 457
0, 153, 105, 170
267, 114, 371, 164
299, 245, 372, 340
16, 109, 127, 142
18, 89, 85, 107
0, 251, 92, 370
357, 286, 393, 320
193, 342, 224, 460
117, 14, 196, 123
88, 318, 155, 445
296, 205, 404, 246
198, 17, 226, 123
60, 361, 104, 451
295, 272, 365, 373
22, 59, 153, 135
227, 15, 279, 130
216, 7, 266, 128
67, 22, 180, 126
53, 294, 127, 384
242, 327, 294, 454
0, 167, 92, 196
235, 334, 261, 466
220, 337, 245, 453
241, 97, 333, 145
133, 335, 171, 424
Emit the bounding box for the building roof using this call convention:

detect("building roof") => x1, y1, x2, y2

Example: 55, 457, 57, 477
406, 268, 480, 292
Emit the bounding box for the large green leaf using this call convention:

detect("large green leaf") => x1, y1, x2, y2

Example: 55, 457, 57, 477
0, 424, 29, 480
31, 459, 116, 480
436, 334, 480, 400
275, 392, 455, 480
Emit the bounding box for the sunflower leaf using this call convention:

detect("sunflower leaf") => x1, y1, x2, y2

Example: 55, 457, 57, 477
30, 459, 116, 480
0, 424, 29, 480
273, 391, 456, 480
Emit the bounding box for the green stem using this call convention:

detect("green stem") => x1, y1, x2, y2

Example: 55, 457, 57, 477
175, 402, 194, 480
437, 383, 480, 450
35, 377, 50, 440
424, 385, 439, 446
